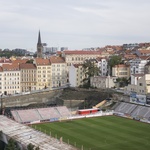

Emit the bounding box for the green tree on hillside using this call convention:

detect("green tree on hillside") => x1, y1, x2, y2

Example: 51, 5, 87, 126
108, 55, 122, 75
82, 59, 100, 88
26, 59, 34, 64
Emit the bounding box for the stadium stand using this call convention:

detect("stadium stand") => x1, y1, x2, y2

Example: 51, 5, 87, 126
56, 106, 71, 117
131, 106, 150, 120
0, 115, 76, 150
114, 102, 137, 114
11, 106, 71, 124
114, 102, 150, 122
37, 107, 60, 120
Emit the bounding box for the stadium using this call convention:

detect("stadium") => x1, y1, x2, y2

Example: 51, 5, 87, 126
0, 99, 150, 150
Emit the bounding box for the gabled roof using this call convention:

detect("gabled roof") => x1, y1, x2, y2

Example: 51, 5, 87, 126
139, 56, 150, 60
2, 64, 19, 71
138, 50, 150, 54
12, 59, 28, 64
124, 54, 138, 60
20, 63, 36, 69
63, 50, 102, 55
35, 58, 51, 65
49, 56, 65, 64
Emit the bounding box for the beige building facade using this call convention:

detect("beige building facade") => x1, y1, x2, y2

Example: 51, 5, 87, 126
60, 50, 103, 66
20, 64, 37, 92
112, 64, 130, 79
34, 58, 51, 90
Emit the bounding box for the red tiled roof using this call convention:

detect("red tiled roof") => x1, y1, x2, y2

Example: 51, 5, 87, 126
124, 54, 137, 59
12, 59, 28, 64
35, 58, 51, 65
20, 63, 36, 69
2, 64, 19, 71
49, 56, 65, 64
73, 64, 83, 68
56, 51, 62, 55
139, 56, 150, 60
0, 59, 12, 63
63, 50, 102, 55
96, 57, 107, 61
138, 50, 150, 53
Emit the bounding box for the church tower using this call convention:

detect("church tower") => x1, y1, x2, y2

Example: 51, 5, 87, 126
37, 30, 43, 58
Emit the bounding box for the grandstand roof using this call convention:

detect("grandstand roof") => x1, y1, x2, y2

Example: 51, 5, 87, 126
0, 115, 76, 150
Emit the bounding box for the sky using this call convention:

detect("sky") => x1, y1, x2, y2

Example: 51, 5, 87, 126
0, 0, 150, 52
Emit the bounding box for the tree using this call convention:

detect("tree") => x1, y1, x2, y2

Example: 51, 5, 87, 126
26, 59, 34, 64
35, 146, 40, 150
27, 143, 34, 150
82, 59, 100, 88
5, 138, 20, 150
27, 143, 40, 150
116, 77, 129, 87
108, 55, 122, 75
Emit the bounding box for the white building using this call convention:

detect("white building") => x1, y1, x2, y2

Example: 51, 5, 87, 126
129, 58, 149, 75
0, 66, 4, 95
96, 57, 108, 76
2, 64, 20, 95
125, 74, 150, 95
69, 64, 84, 87
50, 56, 67, 88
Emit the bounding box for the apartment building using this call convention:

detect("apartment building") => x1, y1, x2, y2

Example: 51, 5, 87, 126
0, 67, 3, 95
129, 58, 149, 75
59, 50, 103, 66
49, 56, 67, 88
69, 64, 85, 87
112, 64, 130, 79
125, 74, 150, 95
144, 61, 150, 74
34, 58, 51, 90
136, 49, 150, 57
20, 63, 37, 92
2, 64, 20, 95
96, 57, 108, 76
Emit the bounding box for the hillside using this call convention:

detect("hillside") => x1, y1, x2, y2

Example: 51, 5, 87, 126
59, 88, 114, 109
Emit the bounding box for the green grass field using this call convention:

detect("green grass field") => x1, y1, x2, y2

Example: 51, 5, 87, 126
33, 116, 150, 150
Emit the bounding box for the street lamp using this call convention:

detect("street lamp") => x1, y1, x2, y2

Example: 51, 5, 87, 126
0, 94, 3, 115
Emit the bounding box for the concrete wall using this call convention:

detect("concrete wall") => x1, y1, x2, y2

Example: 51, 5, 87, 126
1, 90, 62, 107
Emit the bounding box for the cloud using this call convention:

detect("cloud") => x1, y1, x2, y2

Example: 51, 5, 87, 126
0, 0, 150, 51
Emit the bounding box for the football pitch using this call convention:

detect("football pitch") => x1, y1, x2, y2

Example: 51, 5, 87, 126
33, 116, 150, 150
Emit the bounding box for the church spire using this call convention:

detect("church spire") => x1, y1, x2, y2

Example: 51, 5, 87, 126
37, 30, 43, 58
38, 30, 42, 44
